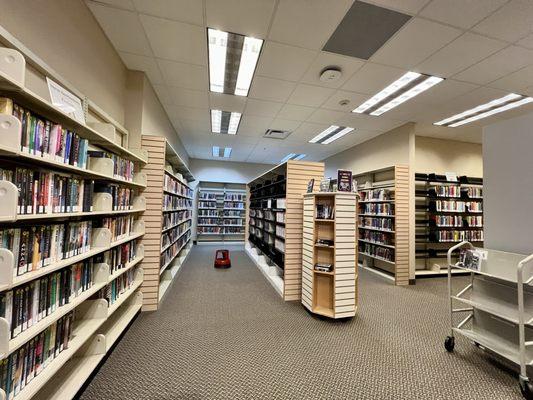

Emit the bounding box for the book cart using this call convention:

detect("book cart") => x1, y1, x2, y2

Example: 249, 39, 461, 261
140, 136, 194, 310
445, 241, 533, 399
0, 47, 147, 399
245, 160, 324, 301
301, 192, 357, 319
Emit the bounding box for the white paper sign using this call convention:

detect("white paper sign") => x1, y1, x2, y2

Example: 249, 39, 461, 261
46, 77, 86, 124
445, 172, 458, 182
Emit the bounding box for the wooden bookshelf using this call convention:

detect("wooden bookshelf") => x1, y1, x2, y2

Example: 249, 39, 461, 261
0, 46, 147, 400
140, 136, 193, 311
302, 192, 358, 319
245, 160, 324, 301
415, 173, 483, 276
355, 165, 410, 285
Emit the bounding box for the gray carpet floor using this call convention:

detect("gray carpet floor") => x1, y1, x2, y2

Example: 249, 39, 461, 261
80, 244, 523, 399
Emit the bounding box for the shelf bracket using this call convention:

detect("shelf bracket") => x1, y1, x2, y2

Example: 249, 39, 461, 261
0, 114, 21, 155
0, 47, 25, 89
0, 181, 18, 222
0, 317, 9, 361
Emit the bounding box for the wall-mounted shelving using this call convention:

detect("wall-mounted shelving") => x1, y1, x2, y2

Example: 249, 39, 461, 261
245, 160, 324, 301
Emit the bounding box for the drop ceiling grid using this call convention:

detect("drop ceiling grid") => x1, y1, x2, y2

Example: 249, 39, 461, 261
86, 0, 533, 163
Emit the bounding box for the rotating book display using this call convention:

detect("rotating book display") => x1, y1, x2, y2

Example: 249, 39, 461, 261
0, 47, 147, 400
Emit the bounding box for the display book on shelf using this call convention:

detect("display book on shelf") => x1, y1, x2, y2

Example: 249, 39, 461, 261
140, 136, 193, 310
245, 160, 325, 301
196, 185, 246, 242
444, 241, 533, 399
415, 173, 483, 277
0, 46, 148, 400
301, 192, 357, 319
354, 165, 410, 286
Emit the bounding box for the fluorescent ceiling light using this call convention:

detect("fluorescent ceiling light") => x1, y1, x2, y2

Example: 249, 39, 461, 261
212, 146, 220, 157
223, 147, 232, 158
281, 153, 306, 163
353, 72, 443, 116
309, 126, 354, 145
433, 93, 532, 127
210, 109, 242, 134
207, 28, 263, 97
212, 146, 232, 158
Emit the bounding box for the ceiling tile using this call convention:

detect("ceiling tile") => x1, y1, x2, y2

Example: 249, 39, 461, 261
256, 42, 317, 82
167, 87, 209, 108
300, 52, 365, 88
420, 0, 507, 29
205, 0, 276, 38
237, 115, 274, 137
244, 99, 284, 117
433, 86, 509, 117
306, 108, 348, 125
488, 64, 533, 92
152, 84, 174, 105
341, 62, 405, 94
287, 84, 335, 107
179, 117, 211, 133
415, 32, 506, 77
276, 104, 316, 121
157, 59, 208, 90
169, 106, 209, 121
453, 45, 533, 85
289, 122, 330, 142
360, 0, 430, 14
322, 90, 369, 111
473, 0, 533, 42
132, 0, 204, 25
269, 118, 303, 133
338, 113, 405, 131
249, 76, 297, 102
209, 93, 247, 113
140, 15, 206, 65
90, 0, 135, 10
119, 52, 164, 84
269, 0, 354, 50
371, 18, 462, 68
87, 2, 152, 56
517, 33, 533, 50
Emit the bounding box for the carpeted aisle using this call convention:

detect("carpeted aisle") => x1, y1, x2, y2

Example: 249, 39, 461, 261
80, 244, 521, 400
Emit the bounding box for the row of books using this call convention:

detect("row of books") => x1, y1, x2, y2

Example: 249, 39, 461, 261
0, 312, 73, 399
160, 231, 190, 269
276, 212, 285, 224
275, 238, 284, 252
224, 194, 245, 202
360, 231, 393, 246
224, 227, 244, 234
430, 185, 460, 198
161, 221, 191, 251
198, 201, 217, 209
197, 227, 222, 234
464, 187, 482, 198
163, 174, 192, 198
431, 230, 484, 243
276, 226, 285, 238
430, 215, 483, 227
100, 215, 135, 242
360, 243, 394, 262
0, 261, 92, 340
162, 210, 191, 230
359, 188, 392, 201
360, 203, 393, 215
316, 204, 334, 219
224, 202, 244, 209
94, 183, 133, 211
249, 209, 261, 218
358, 217, 394, 231
433, 200, 483, 213
163, 195, 192, 211
95, 240, 139, 275
224, 210, 243, 217
0, 97, 89, 169
0, 221, 92, 278
197, 218, 220, 225
224, 219, 243, 226
94, 269, 136, 306
198, 210, 218, 217
87, 151, 134, 182
198, 193, 219, 200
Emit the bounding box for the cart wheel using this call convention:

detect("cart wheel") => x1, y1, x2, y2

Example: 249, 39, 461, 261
520, 376, 533, 400
444, 336, 455, 352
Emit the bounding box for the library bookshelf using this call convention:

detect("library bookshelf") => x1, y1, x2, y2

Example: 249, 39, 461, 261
245, 160, 324, 301
415, 173, 483, 277
0, 46, 147, 399
302, 192, 358, 319
140, 136, 193, 311
197, 184, 246, 242
354, 165, 410, 286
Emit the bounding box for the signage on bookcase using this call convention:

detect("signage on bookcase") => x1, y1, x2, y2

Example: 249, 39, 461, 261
307, 179, 315, 193
337, 170, 352, 192
47, 77, 86, 124
445, 172, 458, 182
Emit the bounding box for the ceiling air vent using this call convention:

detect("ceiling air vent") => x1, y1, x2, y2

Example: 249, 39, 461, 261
263, 129, 291, 140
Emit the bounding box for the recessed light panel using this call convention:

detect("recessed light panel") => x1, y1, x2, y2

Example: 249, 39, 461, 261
434, 94, 533, 127
212, 146, 232, 158
309, 126, 354, 145
281, 153, 306, 163
352, 72, 443, 116
207, 28, 263, 97
211, 110, 242, 134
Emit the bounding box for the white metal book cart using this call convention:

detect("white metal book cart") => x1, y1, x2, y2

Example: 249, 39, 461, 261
445, 241, 533, 399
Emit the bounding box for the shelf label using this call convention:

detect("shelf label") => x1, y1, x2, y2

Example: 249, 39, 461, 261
445, 172, 458, 182
47, 77, 86, 124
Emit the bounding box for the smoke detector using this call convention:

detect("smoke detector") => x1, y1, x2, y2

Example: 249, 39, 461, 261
264, 129, 292, 139
339, 99, 350, 106
320, 67, 342, 82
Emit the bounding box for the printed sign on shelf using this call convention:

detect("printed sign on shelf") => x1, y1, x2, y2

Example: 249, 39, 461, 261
47, 77, 86, 124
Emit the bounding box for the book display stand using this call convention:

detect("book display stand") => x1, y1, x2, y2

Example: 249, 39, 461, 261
301, 192, 358, 319
0, 46, 147, 399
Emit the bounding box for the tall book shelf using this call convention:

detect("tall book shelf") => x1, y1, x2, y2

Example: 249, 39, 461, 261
354, 165, 410, 286
245, 160, 324, 301
415, 173, 483, 276
0, 47, 147, 399
140, 136, 194, 311
196, 184, 246, 242
302, 192, 358, 319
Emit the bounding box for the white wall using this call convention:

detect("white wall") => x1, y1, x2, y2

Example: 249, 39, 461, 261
190, 159, 273, 184
483, 113, 533, 254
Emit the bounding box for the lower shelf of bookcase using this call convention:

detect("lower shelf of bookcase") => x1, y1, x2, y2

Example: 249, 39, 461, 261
108, 278, 143, 317
104, 302, 142, 352
159, 245, 192, 304
313, 305, 335, 318
245, 243, 284, 299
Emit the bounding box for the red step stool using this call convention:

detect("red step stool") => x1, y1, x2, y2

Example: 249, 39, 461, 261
214, 249, 231, 269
